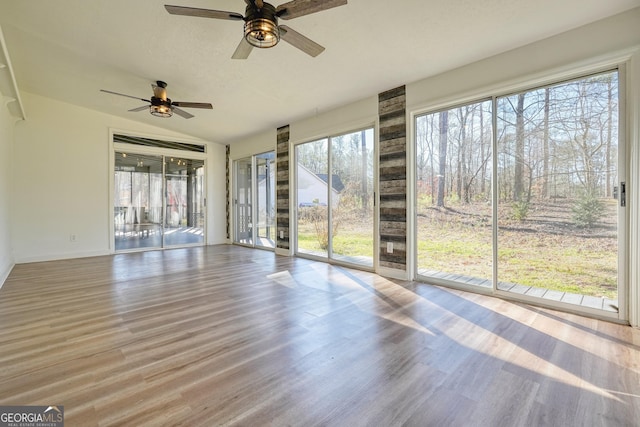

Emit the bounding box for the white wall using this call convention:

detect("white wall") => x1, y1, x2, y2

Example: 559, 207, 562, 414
0, 94, 16, 284
289, 96, 378, 145
229, 128, 277, 161
406, 7, 640, 110
229, 96, 378, 160
12, 92, 226, 263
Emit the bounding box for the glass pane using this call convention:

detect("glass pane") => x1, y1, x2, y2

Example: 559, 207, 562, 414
416, 101, 493, 286
235, 158, 253, 245
330, 129, 375, 267
164, 157, 205, 246
256, 152, 276, 248
496, 71, 619, 308
114, 152, 163, 250
296, 139, 329, 258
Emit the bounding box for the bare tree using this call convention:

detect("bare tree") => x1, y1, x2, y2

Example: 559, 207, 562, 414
437, 111, 449, 207
514, 93, 526, 202
543, 88, 550, 199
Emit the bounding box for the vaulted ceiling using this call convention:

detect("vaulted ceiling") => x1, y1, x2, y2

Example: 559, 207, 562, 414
1, 0, 638, 144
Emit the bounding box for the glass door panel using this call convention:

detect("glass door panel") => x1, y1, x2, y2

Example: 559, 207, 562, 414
164, 157, 205, 247
256, 152, 276, 248
234, 157, 253, 245
114, 152, 163, 251
296, 139, 329, 258
415, 101, 494, 287
295, 129, 375, 268
330, 129, 375, 267
496, 71, 620, 309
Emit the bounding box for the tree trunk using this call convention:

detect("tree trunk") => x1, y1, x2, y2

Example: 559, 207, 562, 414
606, 76, 613, 197
543, 88, 550, 199
437, 111, 449, 207
480, 107, 486, 195
514, 93, 526, 202
360, 130, 368, 212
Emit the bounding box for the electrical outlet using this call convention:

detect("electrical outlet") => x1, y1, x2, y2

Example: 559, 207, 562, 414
387, 242, 393, 253
70, 234, 77, 242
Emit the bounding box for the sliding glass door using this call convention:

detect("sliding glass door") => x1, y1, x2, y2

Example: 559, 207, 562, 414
164, 157, 205, 247
233, 152, 275, 249
255, 152, 276, 248
295, 128, 375, 268
114, 152, 164, 251
234, 157, 253, 245
495, 71, 621, 310
296, 138, 329, 258
415, 101, 493, 286
114, 151, 205, 251
415, 69, 624, 315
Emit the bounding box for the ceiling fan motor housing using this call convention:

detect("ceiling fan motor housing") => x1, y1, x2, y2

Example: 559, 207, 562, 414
244, 3, 280, 48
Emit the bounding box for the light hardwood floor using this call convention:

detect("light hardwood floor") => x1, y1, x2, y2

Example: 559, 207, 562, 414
1, 245, 639, 426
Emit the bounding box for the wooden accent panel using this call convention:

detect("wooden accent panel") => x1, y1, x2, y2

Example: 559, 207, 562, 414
276, 125, 290, 250
379, 86, 407, 270
1, 245, 638, 426
225, 144, 230, 239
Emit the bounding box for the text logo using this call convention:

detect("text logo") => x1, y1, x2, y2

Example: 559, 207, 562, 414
0, 405, 64, 427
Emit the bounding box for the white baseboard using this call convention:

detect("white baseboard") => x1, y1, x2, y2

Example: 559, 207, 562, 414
0, 261, 14, 290
15, 250, 110, 264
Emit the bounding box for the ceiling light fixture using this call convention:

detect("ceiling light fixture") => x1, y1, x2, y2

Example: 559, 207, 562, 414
244, 3, 280, 48
150, 101, 173, 118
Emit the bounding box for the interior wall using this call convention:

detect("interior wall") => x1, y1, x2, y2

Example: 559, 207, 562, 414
406, 7, 640, 109
0, 94, 16, 284
12, 92, 225, 263
229, 128, 277, 161
290, 97, 379, 144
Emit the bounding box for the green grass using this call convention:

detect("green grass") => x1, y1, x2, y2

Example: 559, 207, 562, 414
416, 202, 618, 299
297, 221, 373, 259
298, 200, 618, 299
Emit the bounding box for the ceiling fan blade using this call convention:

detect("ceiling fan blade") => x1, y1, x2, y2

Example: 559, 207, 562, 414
172, 107, 195, 119
128, 105, 149, 112
279, 25, 325, 57
232, 37, 253, 59
172, 102, 213, 109
276, 0, 347, 20
100, 89, 149, 103
164, 5, 244, 21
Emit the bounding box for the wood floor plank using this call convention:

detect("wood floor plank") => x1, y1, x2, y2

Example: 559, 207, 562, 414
1, 245, 639, 426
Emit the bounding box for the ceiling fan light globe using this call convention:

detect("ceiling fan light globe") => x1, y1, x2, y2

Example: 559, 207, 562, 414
150, 104, 173, 118
245, 18, 280, 48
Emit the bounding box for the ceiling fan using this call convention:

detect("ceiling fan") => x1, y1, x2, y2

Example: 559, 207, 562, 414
100, 81, 213, 119
164, 0, 347, 59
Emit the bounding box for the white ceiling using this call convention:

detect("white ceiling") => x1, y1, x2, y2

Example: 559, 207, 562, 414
1, 0, 638, 144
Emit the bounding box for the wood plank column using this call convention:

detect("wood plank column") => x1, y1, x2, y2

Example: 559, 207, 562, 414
225, 144, 230, 240
276, 125, 291, 253
378, 86, 407, 271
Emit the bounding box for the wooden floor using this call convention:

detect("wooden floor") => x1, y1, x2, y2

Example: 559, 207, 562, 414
1, 245, 639, 426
